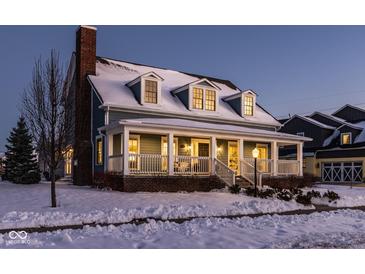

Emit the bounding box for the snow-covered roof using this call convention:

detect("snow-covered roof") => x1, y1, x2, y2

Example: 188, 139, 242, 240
102, 118, 311, 142
282, 114, 336, 130
88, 57, 281, 128
354, 121, 365, 143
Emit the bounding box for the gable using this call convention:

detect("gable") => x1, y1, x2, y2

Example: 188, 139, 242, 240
309, 113, 343, 128
332, 105, 365, 123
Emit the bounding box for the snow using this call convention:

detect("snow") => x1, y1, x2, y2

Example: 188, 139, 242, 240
1, 209, 365, 248
322, 129, 339, 146
354, 121, 365, 143
310, 184, 365, 207
88, 57, 281, 127
0, 181, 310, 230
112, 118, 309, 141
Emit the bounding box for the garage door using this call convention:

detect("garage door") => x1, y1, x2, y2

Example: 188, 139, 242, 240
321, 162, 363, 183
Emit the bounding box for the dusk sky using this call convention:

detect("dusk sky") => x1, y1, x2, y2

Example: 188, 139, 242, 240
1, 25, 365, 151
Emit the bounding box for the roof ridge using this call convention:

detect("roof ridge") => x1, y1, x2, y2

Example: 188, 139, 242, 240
96, 56, 240, 90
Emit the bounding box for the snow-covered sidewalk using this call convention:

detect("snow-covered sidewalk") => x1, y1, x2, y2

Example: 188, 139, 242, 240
0, 181, 310, 230
1, 209, 365, 248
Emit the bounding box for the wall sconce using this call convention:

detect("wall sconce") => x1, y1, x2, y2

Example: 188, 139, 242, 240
217, 146, 223, 155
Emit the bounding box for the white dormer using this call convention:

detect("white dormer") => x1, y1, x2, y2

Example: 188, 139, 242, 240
172, 78, 220, 112
242, 90, 256, 117
126, 72, 163, 105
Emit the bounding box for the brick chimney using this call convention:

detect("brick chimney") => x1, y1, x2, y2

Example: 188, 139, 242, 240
73, 25, 97, 185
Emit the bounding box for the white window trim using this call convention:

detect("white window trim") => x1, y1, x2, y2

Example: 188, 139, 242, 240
242, 93, 256, 117
341, 132, 352, 145
188, 84, 218, 112
95, 135, 103, 166
141, 76, 162, 106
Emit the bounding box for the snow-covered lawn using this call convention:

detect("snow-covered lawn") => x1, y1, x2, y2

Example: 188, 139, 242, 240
1, 209, 364, 248
0, 181, 310, 230
310, 184, 365, 207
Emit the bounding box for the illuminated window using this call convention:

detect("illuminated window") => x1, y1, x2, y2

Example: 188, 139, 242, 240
96, 138, 103, 165
205, 89, 216, 111
128, 136, 140, 170
193, 87, 204, 109
244, 96, 254, 116
341, 133, 351, 145
144, 80, 158, 104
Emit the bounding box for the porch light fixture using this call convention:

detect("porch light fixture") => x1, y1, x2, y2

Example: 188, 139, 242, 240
252, 147, 259, 197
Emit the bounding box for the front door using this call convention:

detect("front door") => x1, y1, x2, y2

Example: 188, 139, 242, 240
228, 141, 239, 171
191, 139, 210, 173
64, 148, 73, 176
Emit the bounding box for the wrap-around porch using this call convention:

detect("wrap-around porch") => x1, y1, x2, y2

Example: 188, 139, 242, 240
103, 124, 304, 186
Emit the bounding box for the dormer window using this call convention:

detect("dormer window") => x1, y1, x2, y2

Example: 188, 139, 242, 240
144, 79, 158, 104
171, 78, 220, 112
205, 89, 216, 111
193, 87, 204, 109
126, 72, 163, 105
341, 132, 352, 145
244, 95, 254, 116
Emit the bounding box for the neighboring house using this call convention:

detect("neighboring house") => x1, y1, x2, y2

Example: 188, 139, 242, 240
64, 26, 309, 191
279, 105, 365, 184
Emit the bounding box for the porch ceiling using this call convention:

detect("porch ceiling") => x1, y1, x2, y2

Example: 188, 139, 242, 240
100, 118, 311, 143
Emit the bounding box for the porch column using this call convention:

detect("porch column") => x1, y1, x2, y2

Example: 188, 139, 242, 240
104, 133, 112, 172
168, 132, 174, 176
271, 141, 278, 176
210, 136, 216, 175
297, 142, 303, 176
239, 138, 244, 175
123, 127, 130, 175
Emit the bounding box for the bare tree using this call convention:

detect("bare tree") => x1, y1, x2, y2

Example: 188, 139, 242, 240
22, 49, 72, 207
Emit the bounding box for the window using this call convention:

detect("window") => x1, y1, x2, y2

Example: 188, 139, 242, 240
96, 138, 103, 165
205, 89, 216, 111
244, 95, 254, 116
296, 132, 305, 137
144, 80, 158, 104
341, 133, 352, 145
192, 87, 204, 109
128, 136, 140, 170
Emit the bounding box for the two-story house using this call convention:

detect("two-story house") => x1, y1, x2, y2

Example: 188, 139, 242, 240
64, 26, 309, 192
279, 105, 365, 184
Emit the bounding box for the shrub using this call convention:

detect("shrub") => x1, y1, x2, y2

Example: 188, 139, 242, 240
245, 187, 257, 197
306, 190, 321, 199
276, 189, 293, 201
323, 190, 340, 202
295, 193, 312, 205
257, 188, 276, 199
290, 188, 303, 196
43, 171, 50, 181
229, 184, 241, 194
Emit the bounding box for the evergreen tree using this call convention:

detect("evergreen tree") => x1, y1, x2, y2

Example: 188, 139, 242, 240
4, 117, 40, 184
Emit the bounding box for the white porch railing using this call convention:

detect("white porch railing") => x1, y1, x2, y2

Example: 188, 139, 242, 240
108, 154, 123, 173
129, 153, 168, 174
240, 159, 263, 187
107, 154, 301, 178
243, 157, 273, 174
215, 159, 235, 186
277, 160, 300, 175
174, 155, 211, 175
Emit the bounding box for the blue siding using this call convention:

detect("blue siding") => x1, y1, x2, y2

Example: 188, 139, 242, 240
227, 97, 242, 116
130, 82, 142, 104
92, 90, 105, 174
176, 89, 189, 109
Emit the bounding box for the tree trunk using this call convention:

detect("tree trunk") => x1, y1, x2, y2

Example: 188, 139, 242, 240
51, 170, 56, 207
